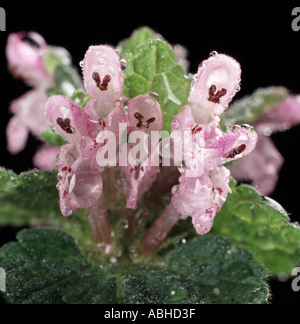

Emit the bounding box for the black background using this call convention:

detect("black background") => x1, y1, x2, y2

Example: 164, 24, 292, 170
0, 0, 300, 304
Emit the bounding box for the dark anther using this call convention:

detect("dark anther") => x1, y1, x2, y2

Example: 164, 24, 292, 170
223, 144, 246, 159
134, 113, 156, 128
92, 72, 101, 83
92, 72, 111, 91
21, 33, 41, 50
208, 84, 227, 104
146, 118, 156, 128
134, 112, 144, 128
56, 118, 74, 134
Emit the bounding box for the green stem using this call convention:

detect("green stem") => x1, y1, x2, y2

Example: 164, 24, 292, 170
139, 204, 180, 255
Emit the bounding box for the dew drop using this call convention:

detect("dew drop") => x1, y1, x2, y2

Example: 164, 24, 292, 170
213, 288, 220, 296
121, 219, 129, 229
149, 92, 160, 101
79, 60, 84, 68
120, 59, 127, 71
110, 256, 117, 264
231, 125, 241, 133
172, 185, 180, 195
163, 193, 172, 206
210, 50, 218, 57
171, 119, 180, 130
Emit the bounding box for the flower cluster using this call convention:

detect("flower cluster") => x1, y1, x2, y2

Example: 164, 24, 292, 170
6, 31, 261, 254
45, 46, 258, 253
6, 32, 74, 170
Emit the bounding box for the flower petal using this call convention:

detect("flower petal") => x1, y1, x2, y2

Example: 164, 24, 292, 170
192, 166, 231, 235
33, 145, 60, 171
213, 125, 258, 163
128, 93, 162, 134
124, 158, 160, 210
6, 117, 29, 155
10, 90, 49, 138
171, 166, 231, 235
46, 95, 96, 143
256, 95, 300, 135
189, 53, 241, 124
56, 144, 103, 216
82, 45, 124, 118
229, 134, 284, 196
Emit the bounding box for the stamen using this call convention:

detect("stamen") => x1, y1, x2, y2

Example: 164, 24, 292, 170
92, 72, 111, 91
100, 75, 112, 91
56, 118, 74, 134
92, 72, 101, 83
134, 112, 144, 128
134, 113, 156, 128
208, 84, 227, 104
146, 118, 156, 128
21, 33, 41, 50
223, 144, 246, 159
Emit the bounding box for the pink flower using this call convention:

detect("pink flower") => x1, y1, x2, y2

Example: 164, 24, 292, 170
46, 94, 127, 216
170, 107, 257, 235
229, 95, 300, 196
6, 90, 49, 154
33, 145, 60, 171
6, 31, 51, 87
189, 52, 241, 124
46, 44, 166, 216
124, 93, 163, 209
6, 31, 76, 157
82, 45, 125, 118
141, 53, 256, 253
46, 96, 103, 216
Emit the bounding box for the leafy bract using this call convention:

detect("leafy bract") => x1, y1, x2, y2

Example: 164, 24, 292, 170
213, 180, 300, 275
0, 229, 269, 304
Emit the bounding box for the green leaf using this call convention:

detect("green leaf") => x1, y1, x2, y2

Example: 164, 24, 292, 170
0, 169, 60, 226
168, 236, 269, 304
224, 87, 289, 129
0, 229, 269, 304
41, 127, 68, 147
122, 40, 193, 133
120, 27, 159, 56
71, 90, 91, 109
46, 65, 83, 98
120, 266, 200, 304
212, 180, 300, 275
0, 169, 96, 253
0, 229, 117, 304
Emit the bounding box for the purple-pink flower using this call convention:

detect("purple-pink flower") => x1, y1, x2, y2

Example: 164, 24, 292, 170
44, 46, 257, 253
140, 53, 257, 253
230, 94, 300, 196
6, 31, 52, 87
6, 31, 72, 172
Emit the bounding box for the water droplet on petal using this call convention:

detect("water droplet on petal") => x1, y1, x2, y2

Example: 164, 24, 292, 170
79, 60, 84, 68
120, 59, 127, 71
171, 119, 180, 130
210, 50, 218, 57
163, 193, 172, 206
231, 125, 241, 133
235, 85, 241, 93
172, 185, 180, 195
